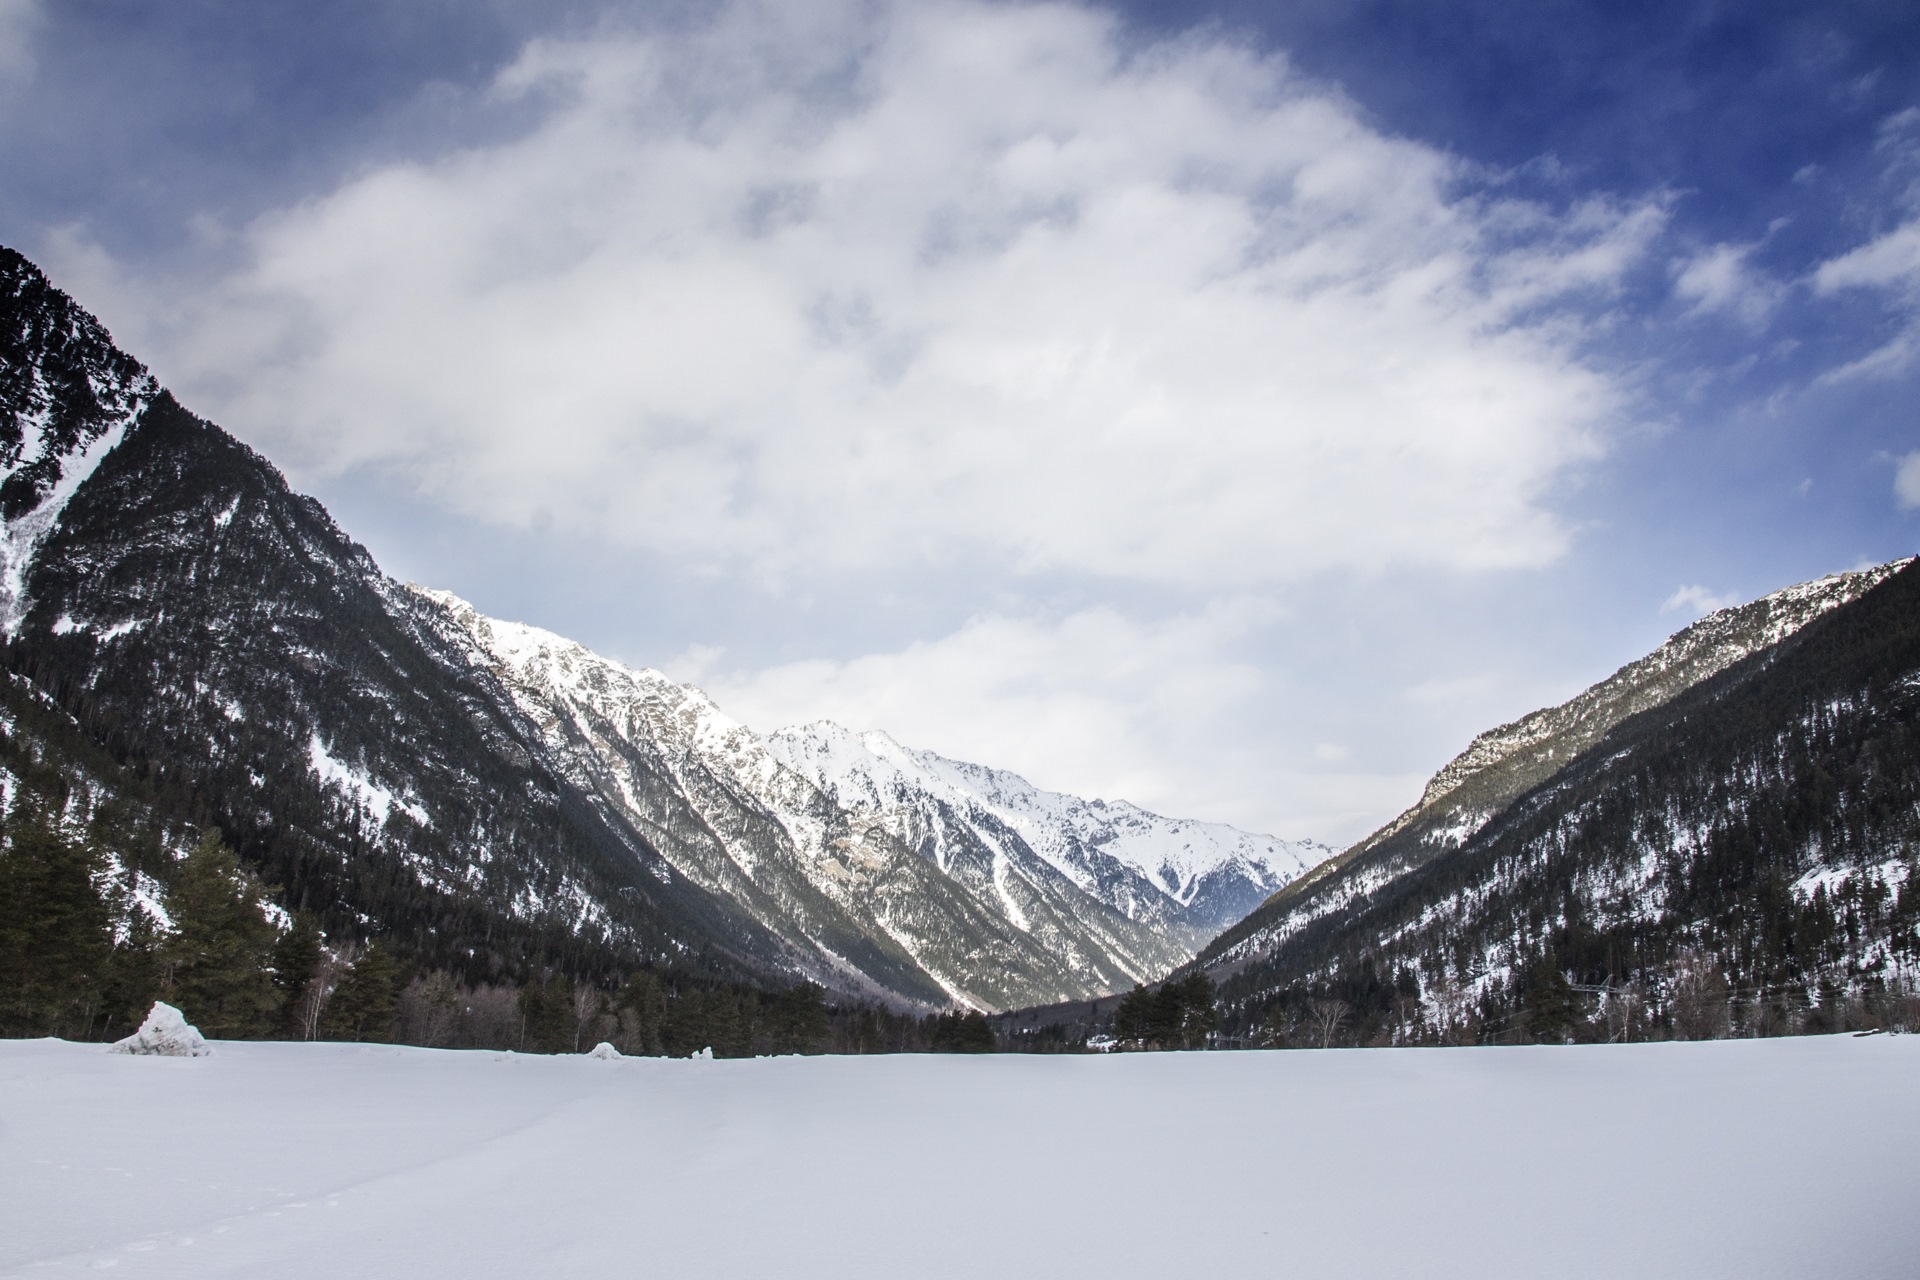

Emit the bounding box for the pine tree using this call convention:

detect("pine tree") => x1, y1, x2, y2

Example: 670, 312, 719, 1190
0, 802, 114, 1037
103, 908, 164, 1038
928, 1010, 996, 1052
320, 942, 404, 1042
1114, 984, 1153, 1046
1171, 972, 1219, 1048
615, 970, 664, 1055
516, 971, 574, 1053
159, 831, 282, 1038
1520, 957, 1580, 1044
270, 910, 324, 1037
707, 988, 748, 1058
769, 982, 829, 1055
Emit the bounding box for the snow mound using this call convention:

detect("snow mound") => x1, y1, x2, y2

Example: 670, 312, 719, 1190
585, 1042, 621, 1060
110, 1002, 212, 1057
691, 1047, 713, 1061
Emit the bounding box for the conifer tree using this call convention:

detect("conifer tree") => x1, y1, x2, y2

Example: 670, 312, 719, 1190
1171, 972, 1219, 1048
1114, 984, 1153, 1046
516, 971, 573, 1052
104, 908, 164, 1037
660, 985, 705, 1057
928, 1010, 996, 1052
320, 942, 405, 1042
0, 802, 114, 1037
706, 988, 748, 1058
159, 831, 282, 1038
615, 970, 664, 1055
769, 982, 829, 1054
1520, 957, 1580, 1044
271, 910, 324, 1037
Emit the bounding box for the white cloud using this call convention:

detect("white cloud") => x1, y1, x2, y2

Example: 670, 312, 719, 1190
1662, 584, 1738, 616
1895, 450, 1920, 510
1814, 221, 1920, 380
86, 0, 1652, 590
679, 600, 1418, 840
1813, 110, 1920, 379
1814, 219, 1920, 294
1673, 242, 1780, 326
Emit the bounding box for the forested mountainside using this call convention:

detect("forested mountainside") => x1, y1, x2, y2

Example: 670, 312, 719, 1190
1202, 562, 1904, 976
1200, 561, 1920, 1046
0, 246, 1316, 1040
0, 248, 815, 996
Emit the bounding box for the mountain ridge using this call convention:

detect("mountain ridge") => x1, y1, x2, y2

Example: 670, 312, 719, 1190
413, 585, 1323, 1009
1201, 559, 1910, 975
1204, 558, 1920, 1044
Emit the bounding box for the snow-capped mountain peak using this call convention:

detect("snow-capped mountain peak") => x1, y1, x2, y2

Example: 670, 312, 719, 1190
415, 589, 1331, 1009
763, 721, 1330, 924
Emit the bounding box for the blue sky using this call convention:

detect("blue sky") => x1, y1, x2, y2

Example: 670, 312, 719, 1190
4, 0, 1919, 844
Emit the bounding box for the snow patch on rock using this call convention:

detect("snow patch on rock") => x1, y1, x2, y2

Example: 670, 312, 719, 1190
308, 735, 429, 829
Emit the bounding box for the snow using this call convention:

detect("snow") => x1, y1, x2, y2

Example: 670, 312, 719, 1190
47, 613, 143, 640
107, 1003, 211, 1057
307, 735, 429, 829
1792, 857, 1912, 903
585, 1042, 621, 1060
766, 720, 1328, 900
1, 1036, 1912, 1278
0, 401, 147, 637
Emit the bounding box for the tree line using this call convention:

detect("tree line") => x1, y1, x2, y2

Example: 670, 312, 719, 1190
0, 797, 1002, 1055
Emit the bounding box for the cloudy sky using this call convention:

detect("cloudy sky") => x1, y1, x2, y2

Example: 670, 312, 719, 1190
5, 0, 1919, 844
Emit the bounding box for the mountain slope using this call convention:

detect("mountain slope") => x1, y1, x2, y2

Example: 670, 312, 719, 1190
417, 592, 1318, 1009
1203, 561, 1920, 1043
0, 246, 819, 987
1202, 561, 1908, 974
0, 244, 1325, 1013
763, 722, 1326, 941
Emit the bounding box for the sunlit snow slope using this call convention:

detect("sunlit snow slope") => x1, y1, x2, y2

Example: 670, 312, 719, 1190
419, 590, 1322, 1011
4, 1036, 1914, 1279
765, 721, 1326, 936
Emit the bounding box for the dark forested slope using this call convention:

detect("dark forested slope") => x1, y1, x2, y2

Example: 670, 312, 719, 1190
0, 246, 813, 997
1206, 561, 1920, 1045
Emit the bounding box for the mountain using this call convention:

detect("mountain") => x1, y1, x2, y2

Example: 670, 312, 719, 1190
1203, 561, 1909, 975
0, 247, 816, 992
762, 722, 1326, 939
1196, 560, 1920, 1044
415, 590, 1325, 1009
0, 245, 1316, 1014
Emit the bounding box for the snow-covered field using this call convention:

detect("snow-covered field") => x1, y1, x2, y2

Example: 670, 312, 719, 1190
3, 1036, 1914, 1279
